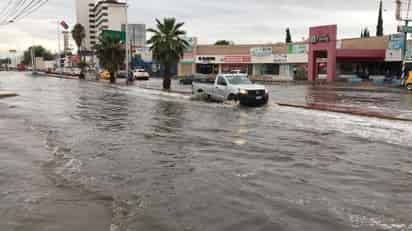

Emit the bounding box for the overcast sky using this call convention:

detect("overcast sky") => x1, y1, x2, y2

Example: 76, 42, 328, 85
0, 0, 400, 57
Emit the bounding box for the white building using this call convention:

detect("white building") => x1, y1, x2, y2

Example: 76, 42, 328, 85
75, 0, 127, 51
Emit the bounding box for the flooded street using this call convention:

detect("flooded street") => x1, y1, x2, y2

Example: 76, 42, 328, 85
1, 72, 412, 231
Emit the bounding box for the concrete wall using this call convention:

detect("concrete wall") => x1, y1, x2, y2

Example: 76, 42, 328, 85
178, 63, 194, 76
341, 36, 389, 49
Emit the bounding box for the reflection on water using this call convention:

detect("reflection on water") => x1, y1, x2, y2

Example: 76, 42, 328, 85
1, 73, 412, 231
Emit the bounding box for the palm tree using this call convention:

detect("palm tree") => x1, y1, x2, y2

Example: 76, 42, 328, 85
71, 24, 86, 58
72, 24, 86, 79
147, 18, 189, 90
93, 35, 125, 83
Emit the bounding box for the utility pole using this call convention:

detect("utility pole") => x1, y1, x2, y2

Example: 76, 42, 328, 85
31, 43, 36, 75
125, 0, 130, 82
57, 21, 62, 76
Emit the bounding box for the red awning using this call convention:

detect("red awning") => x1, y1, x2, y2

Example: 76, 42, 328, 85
336, 49, 386, 60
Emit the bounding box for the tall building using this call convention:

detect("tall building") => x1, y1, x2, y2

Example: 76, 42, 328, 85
122, 24, 146, 48
75, 0, 127, 51
62, 31, 70, 52
75, 0, 94, 50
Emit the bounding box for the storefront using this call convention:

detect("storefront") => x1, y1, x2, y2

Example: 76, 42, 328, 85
178, 25, 402, 81
308, 25, 402, 81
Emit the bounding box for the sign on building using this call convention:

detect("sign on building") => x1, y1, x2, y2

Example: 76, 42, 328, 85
223, 55, 251, 63
288, 44, 307, 54
250, 47, 272, 57
101, 30, 126, 42
388, 33, 404, 50
273, 54, 287, 62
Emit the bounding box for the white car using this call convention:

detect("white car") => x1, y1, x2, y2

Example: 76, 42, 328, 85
133, 69, 150, 80
192, 74, 269, 105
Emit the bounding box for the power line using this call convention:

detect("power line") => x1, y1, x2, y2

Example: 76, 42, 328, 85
11, 0, 46, 21
13, 0, 48, 22
0, 0, 48, 26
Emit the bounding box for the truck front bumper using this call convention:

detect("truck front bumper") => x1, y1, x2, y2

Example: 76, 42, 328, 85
238, 93, 269, 106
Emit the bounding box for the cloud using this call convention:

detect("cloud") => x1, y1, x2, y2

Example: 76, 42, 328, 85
0, 0, 398, 57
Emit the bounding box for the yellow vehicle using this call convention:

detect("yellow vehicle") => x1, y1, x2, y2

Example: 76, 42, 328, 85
406, 71, 412, 91
100, 71, 111, 80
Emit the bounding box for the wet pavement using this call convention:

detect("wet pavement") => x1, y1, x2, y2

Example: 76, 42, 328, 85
1, 72, 412, 231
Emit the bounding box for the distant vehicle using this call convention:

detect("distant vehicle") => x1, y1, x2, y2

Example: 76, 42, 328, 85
192, 74, 269, 106
100, 71, 111, 80
117, 70, 128, 79
17, 64, 26, 71
404, 71, 412, 91
229, 70, 245, 74
179, 74, 209, 85
133, 68, 149, 81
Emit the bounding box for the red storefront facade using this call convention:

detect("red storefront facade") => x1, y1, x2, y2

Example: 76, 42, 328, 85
308, 25, 388, 81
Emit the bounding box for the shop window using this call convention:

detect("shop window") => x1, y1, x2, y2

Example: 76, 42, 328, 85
255, 64, 279, 75
340, 62, 355, 74
196, 64, 218, 74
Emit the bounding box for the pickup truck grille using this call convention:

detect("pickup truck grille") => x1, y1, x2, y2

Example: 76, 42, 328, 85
248, 90, 265, 96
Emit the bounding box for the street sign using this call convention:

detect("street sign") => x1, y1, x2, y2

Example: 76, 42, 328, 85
397, 26, 412, 33
101, 30, 126, 42
389, 33, 405, 49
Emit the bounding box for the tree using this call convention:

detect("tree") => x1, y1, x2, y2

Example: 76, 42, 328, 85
361, 28, 371, 38
376, 0, 383, 36
71, 24, 86, 58
147, 18, 189, 90
93, 35, 125, 83
285, 28, 292, 43
215, 40, 233, 45
22, 46, 54, 65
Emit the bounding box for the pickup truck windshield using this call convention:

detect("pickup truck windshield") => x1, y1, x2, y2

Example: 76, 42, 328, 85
226, 76, 252, 85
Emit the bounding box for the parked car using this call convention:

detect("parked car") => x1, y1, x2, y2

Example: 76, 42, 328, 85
192, 74, 269, 106
133, 69, 150, 81
229, 70, 245, 74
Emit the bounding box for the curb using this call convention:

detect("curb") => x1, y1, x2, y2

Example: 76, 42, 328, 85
277, 103, 412, 122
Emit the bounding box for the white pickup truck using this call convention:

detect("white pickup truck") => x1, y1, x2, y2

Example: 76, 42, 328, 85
192, 74, 269, 105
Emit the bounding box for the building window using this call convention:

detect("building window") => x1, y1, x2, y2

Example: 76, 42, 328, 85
91, 41, 96, 45
254, 64, 279, 75
196, 64, 218, 74
95, 19, 108, 28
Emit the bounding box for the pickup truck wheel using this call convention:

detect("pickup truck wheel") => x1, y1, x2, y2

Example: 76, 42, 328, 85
227, 94, 238, 101
407, 84, 412, 91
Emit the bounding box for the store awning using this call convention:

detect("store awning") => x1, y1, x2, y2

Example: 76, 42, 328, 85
336, 49, 386, 60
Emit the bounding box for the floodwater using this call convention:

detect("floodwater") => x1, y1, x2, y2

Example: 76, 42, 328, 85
1, 72, 412, 231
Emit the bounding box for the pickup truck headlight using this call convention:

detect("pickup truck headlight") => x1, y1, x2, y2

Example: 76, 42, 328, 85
239, 89, 248, 95
265, 89, 268, 94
